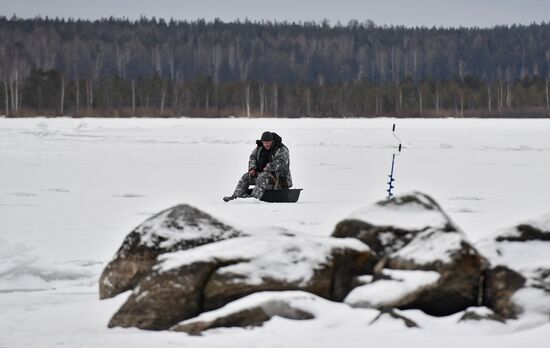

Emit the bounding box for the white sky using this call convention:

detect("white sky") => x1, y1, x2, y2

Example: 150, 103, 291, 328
0, 0, 548, 28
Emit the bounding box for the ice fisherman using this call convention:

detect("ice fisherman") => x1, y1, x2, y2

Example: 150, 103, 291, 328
223, 131, 292, 202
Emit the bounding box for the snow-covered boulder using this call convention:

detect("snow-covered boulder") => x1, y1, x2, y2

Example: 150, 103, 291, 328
495, 215, 550, 242
171, 291, 316, 335
333, 192, 455, 256
486, 212, 550, 282
333, 192, 489, 316
477, 211, 550, 321
99, 204, 243, 299
108, 234, 375, 330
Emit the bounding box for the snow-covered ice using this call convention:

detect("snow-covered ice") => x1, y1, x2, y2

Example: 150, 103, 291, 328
1, 117, 550, 347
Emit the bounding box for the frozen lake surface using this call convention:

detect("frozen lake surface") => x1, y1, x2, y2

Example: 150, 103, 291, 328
1, 117, 549, 347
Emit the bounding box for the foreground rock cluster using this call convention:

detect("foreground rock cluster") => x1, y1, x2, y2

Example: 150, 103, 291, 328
99, 193, 550, 334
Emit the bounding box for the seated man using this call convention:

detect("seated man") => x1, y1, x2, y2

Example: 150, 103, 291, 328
223, 131, 292, 202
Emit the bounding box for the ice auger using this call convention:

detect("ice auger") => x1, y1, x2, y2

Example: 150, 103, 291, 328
386, 123, 402, 199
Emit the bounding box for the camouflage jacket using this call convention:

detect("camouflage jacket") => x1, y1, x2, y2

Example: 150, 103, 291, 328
248, 133, 293, 188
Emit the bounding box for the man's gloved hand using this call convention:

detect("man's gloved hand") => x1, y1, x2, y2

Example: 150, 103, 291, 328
249, 169, 257, 177
263, 167, 269, 172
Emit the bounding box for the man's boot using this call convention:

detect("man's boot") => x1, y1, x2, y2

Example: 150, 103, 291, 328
223, 195, 237, 202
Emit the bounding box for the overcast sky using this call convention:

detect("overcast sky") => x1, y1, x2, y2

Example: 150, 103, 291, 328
1, 0, 548, 28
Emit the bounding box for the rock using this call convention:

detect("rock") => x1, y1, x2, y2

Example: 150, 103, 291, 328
495, 221, 550, 242
482, 265, 526, 319
108, 261, 220, 330
201, 237, 375, 311
475, 211, 550, 319
332, 192, 455, 256
332, 219, 417, 256
387, 229, 488, 316
103, 194, 550, 333
108, 234, 375, 330
332, 192, 489, 316
171, 291, 315, 335
99, 204, 243, 299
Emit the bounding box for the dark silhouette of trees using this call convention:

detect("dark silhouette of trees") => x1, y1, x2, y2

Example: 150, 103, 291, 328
0, 16, 549, 117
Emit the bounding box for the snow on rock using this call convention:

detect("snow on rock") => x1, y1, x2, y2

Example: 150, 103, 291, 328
107, 233, 375, 330
349, 192, 452, 231
476, 211, 550, 322
345, 269, 440, 309
99, 204, 243, 299
510, 287, 550, 325
390, 227, 466, 266
158, 234, 370, 287
170, 290, 386, 336
458, 306, 506, 324
170, 291, 316, 335
132, 204, 242, 249
495, 212, 550, 242
171, 290, 422, 335
333, 191, 467, 261
196, 236, 373, 312
333, 192, 489, 316
479, 211, 550, 274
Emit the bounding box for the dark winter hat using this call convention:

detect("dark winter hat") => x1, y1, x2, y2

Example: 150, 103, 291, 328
260, 131, 274, 141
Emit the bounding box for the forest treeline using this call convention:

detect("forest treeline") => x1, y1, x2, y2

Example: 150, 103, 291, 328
1, 16, 550, 117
